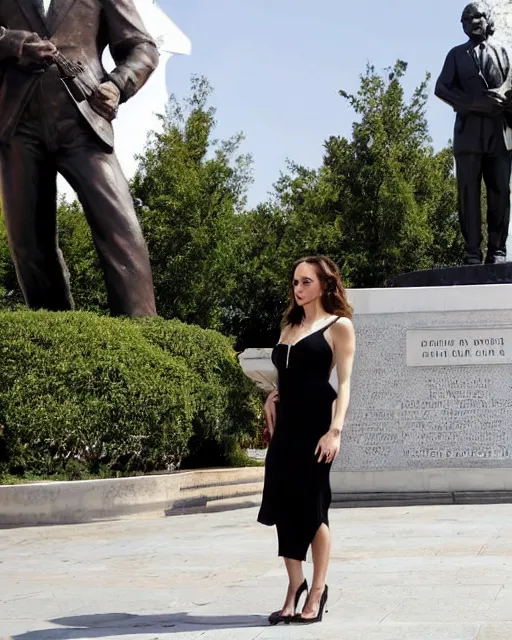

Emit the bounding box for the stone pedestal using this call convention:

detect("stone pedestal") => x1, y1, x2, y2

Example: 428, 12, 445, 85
390, 263, 512, 288
240, 284, 512, 495
240, 348, 277, 391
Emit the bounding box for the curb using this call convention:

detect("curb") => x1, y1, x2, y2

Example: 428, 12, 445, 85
333, 490, 512, 508
0, 467, 264, 527
7, 472, 506, 527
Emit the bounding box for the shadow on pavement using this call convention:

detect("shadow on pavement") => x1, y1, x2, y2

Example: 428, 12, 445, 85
12, 612, 268, 639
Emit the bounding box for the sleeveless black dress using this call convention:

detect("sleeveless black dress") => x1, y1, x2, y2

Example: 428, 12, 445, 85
257, 318, 339, 561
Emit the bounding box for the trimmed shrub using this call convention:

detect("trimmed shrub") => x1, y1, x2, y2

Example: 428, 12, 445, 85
0, 311, 260, 480
135, 317, 261, 467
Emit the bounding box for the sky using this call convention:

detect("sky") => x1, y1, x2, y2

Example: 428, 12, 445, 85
155, 0, 470, 208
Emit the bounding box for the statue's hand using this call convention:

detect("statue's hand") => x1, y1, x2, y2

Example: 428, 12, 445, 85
486, 89, 507, 104
502, 89, 512, 111
89, 81, 120, 121
470, 93, 505, 115
21, 35, 57, 62
486, 92, 507, 116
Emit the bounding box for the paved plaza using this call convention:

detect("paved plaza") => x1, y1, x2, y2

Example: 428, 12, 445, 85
2, 503, 512, 639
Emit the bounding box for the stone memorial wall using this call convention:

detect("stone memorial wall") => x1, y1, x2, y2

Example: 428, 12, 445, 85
321, 284, 512, 496
337, 308, 512, 474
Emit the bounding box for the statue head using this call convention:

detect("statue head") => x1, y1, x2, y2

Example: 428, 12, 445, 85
461, 2, 495, 41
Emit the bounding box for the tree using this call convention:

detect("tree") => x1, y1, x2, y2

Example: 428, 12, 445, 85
0, 206, 21, 310
222, 164, 343, 350
0, 198, 107, 313
132, 75, 253, 329
225, 60, 462, 347
57, 199, 107, 312
321, 60, 461, 287
221, 202, 288, 350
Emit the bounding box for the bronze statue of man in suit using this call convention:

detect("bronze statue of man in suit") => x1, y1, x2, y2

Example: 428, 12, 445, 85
435, 2, 512, 265
0, 0, 159, 316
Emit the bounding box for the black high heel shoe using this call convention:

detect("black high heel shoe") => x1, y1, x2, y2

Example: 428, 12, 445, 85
296, 584, 328, 624
268, 578, 308, 625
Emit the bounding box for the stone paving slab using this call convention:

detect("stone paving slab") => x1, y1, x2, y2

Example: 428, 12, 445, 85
2, 504, 512, 639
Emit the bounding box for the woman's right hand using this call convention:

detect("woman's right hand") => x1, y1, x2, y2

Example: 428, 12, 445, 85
263, 389, 279, 442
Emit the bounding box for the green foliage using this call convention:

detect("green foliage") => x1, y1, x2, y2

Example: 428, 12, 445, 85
0, 205, 23, 310
0, 311, 261, 480
135, 316, 261, 466
57, 199, 107, 312
322, 60, 461, 286
221, 202, 289, 350
0, 198, 106, 313
225, 61, 462, 346
132, 75, 253, 329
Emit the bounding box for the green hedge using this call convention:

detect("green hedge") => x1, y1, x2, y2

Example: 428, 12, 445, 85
0, 311, 261, 480
136, 318, 262, 467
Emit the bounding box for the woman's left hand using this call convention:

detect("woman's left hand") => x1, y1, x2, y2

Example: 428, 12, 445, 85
315, 430, 341, 464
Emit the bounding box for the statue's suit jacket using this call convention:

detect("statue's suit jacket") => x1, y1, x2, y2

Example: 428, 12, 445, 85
0, 0, 159, 150
435, 40, 512, 155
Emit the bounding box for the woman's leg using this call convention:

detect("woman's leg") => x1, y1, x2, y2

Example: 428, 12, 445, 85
279, 557, 306, 616
300, 523, 331, 618
274, 522, 307, 615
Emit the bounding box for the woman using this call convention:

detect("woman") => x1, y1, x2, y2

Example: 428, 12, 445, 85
258, 255, 355, 625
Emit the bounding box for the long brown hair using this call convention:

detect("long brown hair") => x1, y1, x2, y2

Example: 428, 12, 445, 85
283, 256, 353, 327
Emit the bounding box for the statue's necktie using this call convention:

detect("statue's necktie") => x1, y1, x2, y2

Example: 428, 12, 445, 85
478, 43, 502, 88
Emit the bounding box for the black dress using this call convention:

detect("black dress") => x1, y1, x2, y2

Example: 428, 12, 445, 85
258, 317, 339, 561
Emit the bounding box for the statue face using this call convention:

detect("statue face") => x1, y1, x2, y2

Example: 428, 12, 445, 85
461, 3, 489, 39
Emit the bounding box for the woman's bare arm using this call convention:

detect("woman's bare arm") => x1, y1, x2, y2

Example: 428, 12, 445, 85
316, 318, 356, 463
330, 318, 356, 437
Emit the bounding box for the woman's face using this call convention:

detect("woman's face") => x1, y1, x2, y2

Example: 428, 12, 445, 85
292, 262, 324, 307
